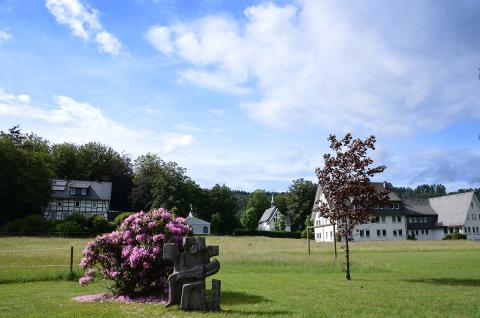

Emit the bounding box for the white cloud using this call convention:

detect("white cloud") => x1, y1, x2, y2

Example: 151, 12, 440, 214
0, 89, 193, 156
95, 31, 122, 55
145, 0, 480, 134
46, 0, 122, 55
0, 29, 12, 44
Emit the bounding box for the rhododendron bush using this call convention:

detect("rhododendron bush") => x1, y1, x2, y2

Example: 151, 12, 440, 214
79, 209, 190, 296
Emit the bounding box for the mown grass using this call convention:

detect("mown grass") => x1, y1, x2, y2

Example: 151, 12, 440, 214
0, 236, 479, 317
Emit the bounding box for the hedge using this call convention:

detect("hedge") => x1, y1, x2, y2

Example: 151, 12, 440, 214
233, 229, 302, 238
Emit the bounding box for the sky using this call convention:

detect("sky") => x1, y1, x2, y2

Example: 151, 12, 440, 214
0, 0, 479, 192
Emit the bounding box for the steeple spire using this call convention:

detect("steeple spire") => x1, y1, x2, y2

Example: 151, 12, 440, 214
271, 193, 275, 207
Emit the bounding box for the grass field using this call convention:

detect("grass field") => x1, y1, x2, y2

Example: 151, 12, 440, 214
0, 236, 479, 317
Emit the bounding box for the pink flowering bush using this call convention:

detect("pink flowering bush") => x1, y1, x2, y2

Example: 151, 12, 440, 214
79, 208, 190, 296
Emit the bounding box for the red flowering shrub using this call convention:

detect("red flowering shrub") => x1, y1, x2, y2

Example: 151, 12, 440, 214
79, 208, 190, 296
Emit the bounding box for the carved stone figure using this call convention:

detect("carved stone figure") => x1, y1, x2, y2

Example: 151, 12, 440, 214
163, 237, 221, 311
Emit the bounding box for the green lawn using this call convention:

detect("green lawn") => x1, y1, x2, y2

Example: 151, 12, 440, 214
0, 236, 479, 317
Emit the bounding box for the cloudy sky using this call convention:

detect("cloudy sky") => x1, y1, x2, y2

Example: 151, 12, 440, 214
0, 0, 479, 192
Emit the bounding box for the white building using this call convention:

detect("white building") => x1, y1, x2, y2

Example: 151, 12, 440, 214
186, 212, 211, 235
44, 179, 112, 220
311, 182, 480, 242
312, 182, 406, 242
258, 195, 292, 232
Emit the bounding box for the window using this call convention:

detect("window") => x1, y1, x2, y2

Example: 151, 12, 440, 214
92, 202, 97, 208
393, 230, 397, 236
415, 230, 419, 235
395, 203, 400, 209
426, 229, 429, 235
450, 228, 454, 234
392, 216, 396, 223
57, 201, 62, 206
414, 217, 418, 223
472, 202, 474, 208
444, 228, 448, 234
397, 216, 402, 223
319, 233, 322, 239
468, 227, 471, 233
381, 216, 386, 223
423, 217, 427, 223
390, 203, 395, 209
421, 230, 424, 235
377, 229, 381, 236
382, 229, 386, 236
70, 188, 75, 195
399, 230, 403, 236
81, 188, 87, 195
360, 230, 364, 237
203, 226, 208, 234
366, 230, 370, 237
75, 201, 80, 207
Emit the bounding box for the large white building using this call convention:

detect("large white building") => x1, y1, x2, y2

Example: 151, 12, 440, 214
311, 182, 480, 242
44, 179, 112, 221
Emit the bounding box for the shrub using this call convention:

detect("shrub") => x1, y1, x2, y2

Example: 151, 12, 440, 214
55, 221, 86, 236
2, 214, 52, 235
79, 208, 190, 297
407, 234, 417, 240
233, 229, 302, 239
443, 232, 467, 240
114, 212, 134, 227
89, 215, 115, 234
64, 213, 88, 228
300, 229, 315, 239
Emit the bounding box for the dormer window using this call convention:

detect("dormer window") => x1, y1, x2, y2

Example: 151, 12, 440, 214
81, 188, 87, 195
70, 188, 75, 195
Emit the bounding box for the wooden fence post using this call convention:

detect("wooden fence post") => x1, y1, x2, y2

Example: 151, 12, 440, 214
69, 246, 74, 276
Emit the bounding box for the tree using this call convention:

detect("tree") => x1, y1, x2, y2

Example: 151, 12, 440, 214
246, 189, 271, 220
286, 179, 316, 231
208, 184, 239, 234
0, 127, 54, 224
130, 154, 162, 211
274, 213, 286, 231
315, 133, 389, 280
240, 207, 257, 230
51, 143, 80, 179
274, 193, 288, 216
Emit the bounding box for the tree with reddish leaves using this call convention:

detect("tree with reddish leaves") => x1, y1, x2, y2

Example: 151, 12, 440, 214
315, 133, 389, 280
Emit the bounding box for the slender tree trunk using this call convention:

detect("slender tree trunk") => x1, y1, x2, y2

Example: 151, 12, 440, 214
345, 232, 351, 280
332, 223, 337, 259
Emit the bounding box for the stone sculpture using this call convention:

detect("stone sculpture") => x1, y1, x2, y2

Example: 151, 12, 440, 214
163, 237, 221, 311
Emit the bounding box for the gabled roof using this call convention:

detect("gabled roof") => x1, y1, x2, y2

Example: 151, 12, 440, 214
403, 198, 437, 216
258, 206, 291, 225
51, 179, 112, 201
186, 212, 210, 225
428, 192, 474, 227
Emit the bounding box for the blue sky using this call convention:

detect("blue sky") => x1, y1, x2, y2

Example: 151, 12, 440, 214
0, 0, 479, 192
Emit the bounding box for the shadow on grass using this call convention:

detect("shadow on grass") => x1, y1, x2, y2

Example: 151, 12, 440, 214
222, 309, 291, 316
221, 291, 269, 305
0, 273, 80, 285
405, 278, 480, 287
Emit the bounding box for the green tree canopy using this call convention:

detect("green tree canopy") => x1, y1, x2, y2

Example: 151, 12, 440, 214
246, 189, 271, 220
0, 127, 54, 224
208, 184, 239, 234
240, 207, 257, 231
286, 178, 316, 231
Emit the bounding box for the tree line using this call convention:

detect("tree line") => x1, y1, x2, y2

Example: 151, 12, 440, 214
0, 126, 317, 233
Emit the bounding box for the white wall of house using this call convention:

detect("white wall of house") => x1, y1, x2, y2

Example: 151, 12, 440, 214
190, 223, 210, 235
44, 199, 109, 220
313, 214, 407, 242
463, 196, 480, 241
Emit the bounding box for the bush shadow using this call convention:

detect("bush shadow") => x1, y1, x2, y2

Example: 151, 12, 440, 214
221, 291, 270, 305
405, 278, 480, 287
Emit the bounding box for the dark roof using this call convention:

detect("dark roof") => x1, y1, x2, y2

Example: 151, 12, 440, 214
403, 198, 437, 216
51, 179, 112, 201
311, 181, 401, 220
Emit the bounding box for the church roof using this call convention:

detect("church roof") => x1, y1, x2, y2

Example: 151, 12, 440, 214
258, 206, 291, 225
186, 212, 210, 225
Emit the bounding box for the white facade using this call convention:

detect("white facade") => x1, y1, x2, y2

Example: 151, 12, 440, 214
313, 213, 407, 242
462, 197, 480, 241
258, 207, 291, 232
186, 212, 211, 235
44, 199, 109, 220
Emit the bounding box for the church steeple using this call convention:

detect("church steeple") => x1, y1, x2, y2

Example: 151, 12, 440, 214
271, 193, 276, 207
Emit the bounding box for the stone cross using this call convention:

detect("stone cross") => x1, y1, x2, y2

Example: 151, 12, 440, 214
163, 237, 221, 311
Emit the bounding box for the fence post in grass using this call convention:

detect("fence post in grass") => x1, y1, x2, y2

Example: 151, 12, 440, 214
307, 226, 311, 255
69, 246, 74, 277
